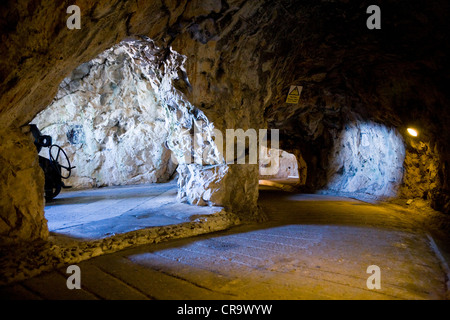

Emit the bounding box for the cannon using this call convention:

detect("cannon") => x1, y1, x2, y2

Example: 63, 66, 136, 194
29, 124, 76, 201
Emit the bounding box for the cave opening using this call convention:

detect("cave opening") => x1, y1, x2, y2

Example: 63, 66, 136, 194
27, 38, 228, 241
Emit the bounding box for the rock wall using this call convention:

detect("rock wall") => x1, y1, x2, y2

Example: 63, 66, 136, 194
0, 128, 48, 244
32, 44, 177, 189
0, 0, 183, 244
259, 1, 450, 211
33, 38, 258, 219
121, 39, 243, 215
324, 121, 406, 200
401, 139, 448, 213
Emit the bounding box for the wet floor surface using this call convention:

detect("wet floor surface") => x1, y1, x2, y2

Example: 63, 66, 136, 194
1, 187, 448, 300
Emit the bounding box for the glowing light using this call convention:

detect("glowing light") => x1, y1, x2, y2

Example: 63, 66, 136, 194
407, 128, 418, 137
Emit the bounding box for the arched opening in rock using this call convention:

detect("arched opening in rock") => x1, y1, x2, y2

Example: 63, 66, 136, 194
259, 147, 300, 181
32, 43, 177, 190
27, 38, 229, 240
259, 120, 408, 202
258, 146, 304, 191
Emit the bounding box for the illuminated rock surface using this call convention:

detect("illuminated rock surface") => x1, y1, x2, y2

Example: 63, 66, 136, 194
32, 44, 177, 188
259, 146, 299, 180
324, 121, 406, 200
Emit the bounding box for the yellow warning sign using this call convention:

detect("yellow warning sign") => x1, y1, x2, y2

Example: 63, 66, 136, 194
286, 85, 303, 104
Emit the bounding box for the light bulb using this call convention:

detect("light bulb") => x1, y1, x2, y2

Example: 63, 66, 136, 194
407, 128, 418, 137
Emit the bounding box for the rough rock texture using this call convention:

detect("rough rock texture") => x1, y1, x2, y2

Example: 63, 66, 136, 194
169, 0, 450, 213
324, 121, 406, 200
32, 44, 177, 188
0, 127, 48, 244
402, 139, 449, 213
121, 39, 242, 215
1, 0, 450, 243
0, 208, 239, 286
257, 2, 449, 212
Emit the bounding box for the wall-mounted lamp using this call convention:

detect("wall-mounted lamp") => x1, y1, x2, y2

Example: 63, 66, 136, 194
407, 128, 418, 137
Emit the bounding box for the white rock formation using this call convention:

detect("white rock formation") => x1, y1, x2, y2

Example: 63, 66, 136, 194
122, 39, 229, 207
259, 146, 299, 180
32, 44, 177, 188
32, 39, 234, 212
324, 121, 406, 199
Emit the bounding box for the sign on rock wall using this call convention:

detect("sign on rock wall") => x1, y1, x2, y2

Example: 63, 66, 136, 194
286, 85, 302, 104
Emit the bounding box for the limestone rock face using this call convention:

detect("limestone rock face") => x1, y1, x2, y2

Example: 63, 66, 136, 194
121, 39, 239, 214
325, 122, 406, 200
0, 128, 48, 244
33, 39, 240, 216
32, 44, 177, 189
402, 140, 442, 204
220, 164, 261, 220
177, 164, 228, 206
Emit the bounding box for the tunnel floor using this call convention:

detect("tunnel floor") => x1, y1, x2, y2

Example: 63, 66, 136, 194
44, 180, 222, 240
1, 185, 449, 300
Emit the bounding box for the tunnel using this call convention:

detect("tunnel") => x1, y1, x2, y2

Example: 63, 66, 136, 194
1, 0, 450, 302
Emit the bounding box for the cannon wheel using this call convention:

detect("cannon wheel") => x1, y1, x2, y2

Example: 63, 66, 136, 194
49, 145, 72, 179
45, 185, 61, 202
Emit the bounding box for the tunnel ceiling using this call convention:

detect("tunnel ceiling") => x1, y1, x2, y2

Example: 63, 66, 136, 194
1, 0, 449, 168
1, 0, 449, 130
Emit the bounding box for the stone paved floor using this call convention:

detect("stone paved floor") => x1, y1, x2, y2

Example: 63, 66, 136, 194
45, 180, 222, 240
1, 187, 449, 300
